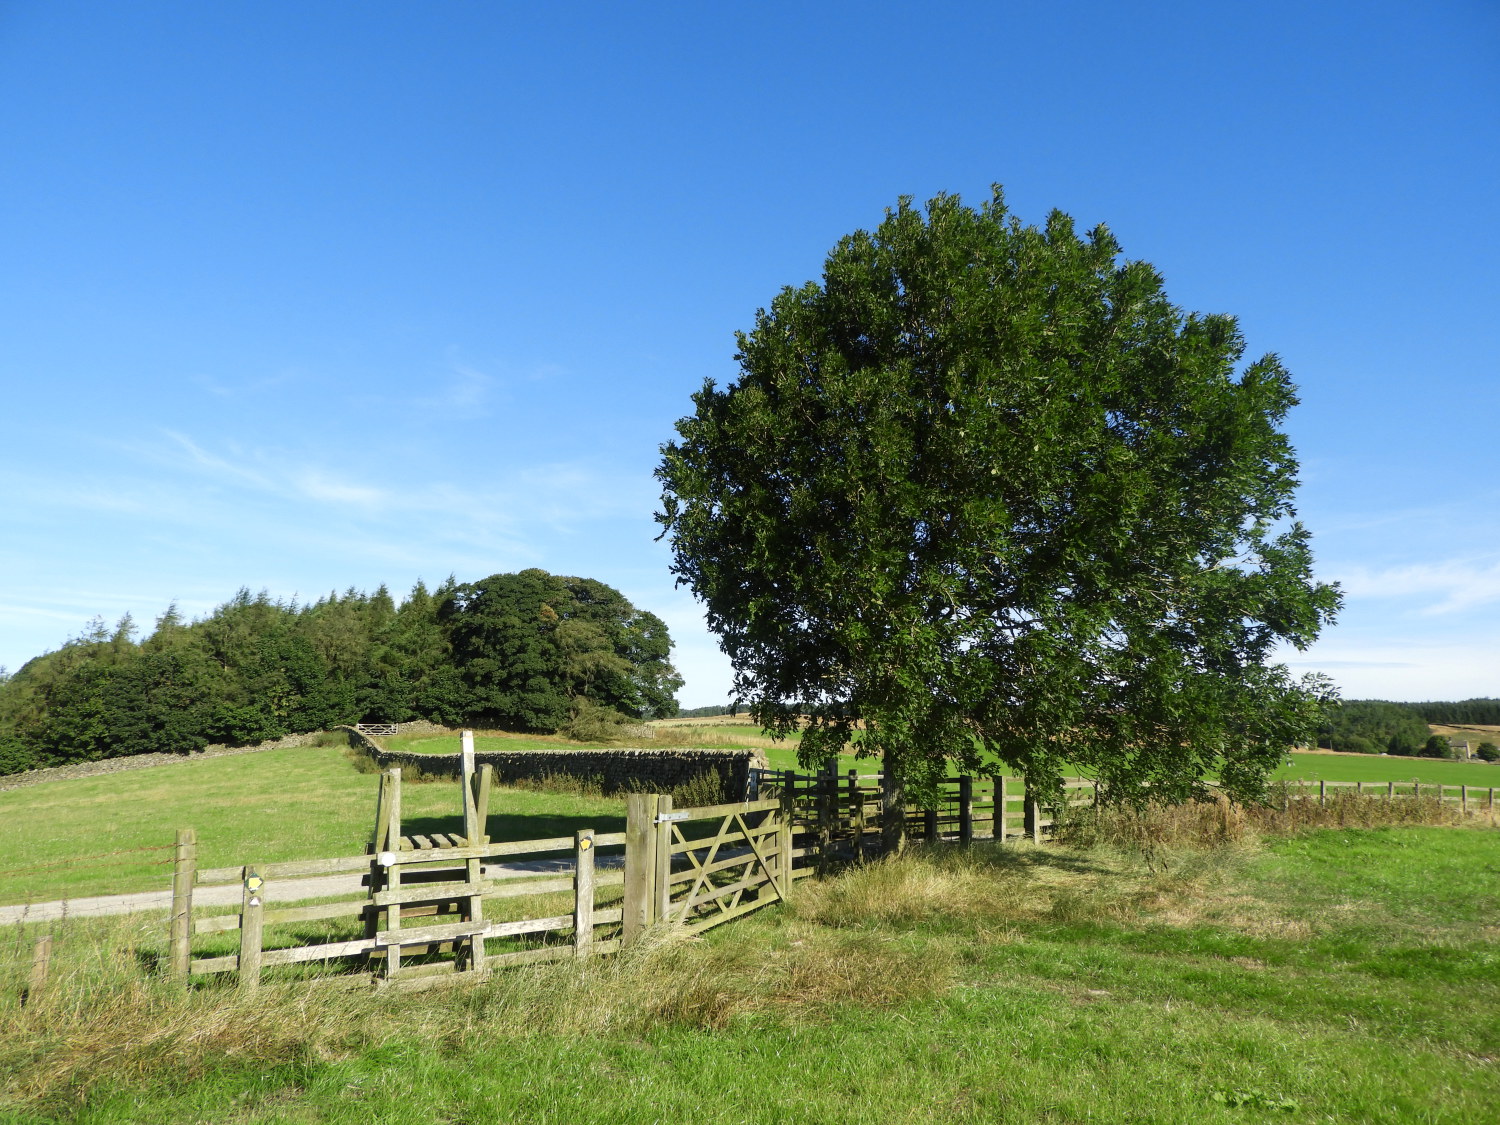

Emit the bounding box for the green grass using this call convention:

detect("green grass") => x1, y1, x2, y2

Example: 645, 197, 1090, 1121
0, 747, 622, 906
1, 825, 1495, 1123
1273, 752, 1500, 787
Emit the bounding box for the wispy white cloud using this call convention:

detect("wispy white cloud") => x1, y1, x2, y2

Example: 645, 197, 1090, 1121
1335, 556, 1500, 615
1280, 637, 1500, 701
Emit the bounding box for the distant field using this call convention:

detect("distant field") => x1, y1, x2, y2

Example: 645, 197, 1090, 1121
1276, 752, 1499, 787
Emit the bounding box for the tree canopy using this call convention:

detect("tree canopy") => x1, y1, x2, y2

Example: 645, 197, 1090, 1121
657, 188, 1340, 809
0, 569, 682, 774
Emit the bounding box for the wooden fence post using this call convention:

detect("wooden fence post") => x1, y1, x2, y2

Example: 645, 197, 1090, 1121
995, 776, 1008, 844
574, 829, 595, 959
26, 935, 51, 1005
238, 866, 264, 991
846, 769, 858, 847
1387, 781, 1394, 802
880, 767, 906, 855
778, 787, 794, 897
959, 776, 973, 847
386, 769, 403, 979
1319, 779, 1326, 807
816, 763, 834, 875
654, 794, 675, 925
622, 793, 657, 947
169, 826, 196, 984
1462, 786, 1469, 815
924, 805, 939, 843
458, 734, 486, 973
476, 764, 493, 840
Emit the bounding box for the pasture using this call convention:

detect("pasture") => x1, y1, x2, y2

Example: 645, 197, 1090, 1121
0, 747, 624, 906
0, 823, 1495, 1123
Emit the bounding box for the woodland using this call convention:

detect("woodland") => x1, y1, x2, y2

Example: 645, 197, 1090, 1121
0, 568, 681, 774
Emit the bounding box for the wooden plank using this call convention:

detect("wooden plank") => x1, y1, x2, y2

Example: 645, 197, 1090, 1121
261, 937, 377, 967
391, 960, 456, 983
195, 898, 370, 934
485, 945, 577, 970
379, 919, 489, 947
380, 837, 577, 867
198, 854, 372, 884
593, 906, 623, 925
238, 866, 264, 991
484, 876, 576, 900
574, 829, 595, 959
373, 881, 482, 908
169, 826, 196, 984
190, 954, 238, 975
485, 913, 574, 939
668, 797, 781, 820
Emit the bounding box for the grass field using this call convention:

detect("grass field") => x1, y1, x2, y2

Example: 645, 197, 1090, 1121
1274, 752, 1499, 787
2, 736, 1495, 908
0, 824, 1495, 1123
0, 747, 624, 905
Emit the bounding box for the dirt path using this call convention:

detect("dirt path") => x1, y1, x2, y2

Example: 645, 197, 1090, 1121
0, 855, 623, 927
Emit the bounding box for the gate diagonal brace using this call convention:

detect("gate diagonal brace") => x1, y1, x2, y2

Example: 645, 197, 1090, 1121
735, 812, 782, 904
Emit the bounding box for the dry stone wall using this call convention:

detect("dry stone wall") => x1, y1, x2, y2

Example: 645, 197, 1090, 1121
341, 725, 765, 799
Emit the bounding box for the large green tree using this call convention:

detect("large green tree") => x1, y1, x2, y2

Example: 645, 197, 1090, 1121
657, 189, 1340, 815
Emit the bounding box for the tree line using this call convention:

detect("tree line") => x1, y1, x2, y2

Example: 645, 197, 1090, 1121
0, 569, 682, 775
1319, 698, 1500, 759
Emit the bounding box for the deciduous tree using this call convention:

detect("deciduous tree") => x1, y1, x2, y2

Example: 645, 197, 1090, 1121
657, 188, 1340, 819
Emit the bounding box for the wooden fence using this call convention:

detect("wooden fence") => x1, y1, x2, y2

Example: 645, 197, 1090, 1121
167, 735, 798, 992
751, 767, 1099, 861
1282, 778, 1497, 814
153, 743, 1500, 993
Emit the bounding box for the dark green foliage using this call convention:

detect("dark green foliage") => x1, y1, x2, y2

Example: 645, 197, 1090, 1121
1420, 734, 1456, 759
0, 570, 680, 773
1476, 741, 1498, 762
1402, 697, 1500, 725
658, 188, 1340, 807
1320, 700, 1430, 756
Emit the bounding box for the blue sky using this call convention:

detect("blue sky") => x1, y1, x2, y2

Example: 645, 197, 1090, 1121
1, 0, 1496, 707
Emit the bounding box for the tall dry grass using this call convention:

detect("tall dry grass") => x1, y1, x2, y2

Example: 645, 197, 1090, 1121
1053, 784, 1475, 869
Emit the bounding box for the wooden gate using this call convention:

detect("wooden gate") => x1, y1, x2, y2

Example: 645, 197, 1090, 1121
622, 795, 792, 939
